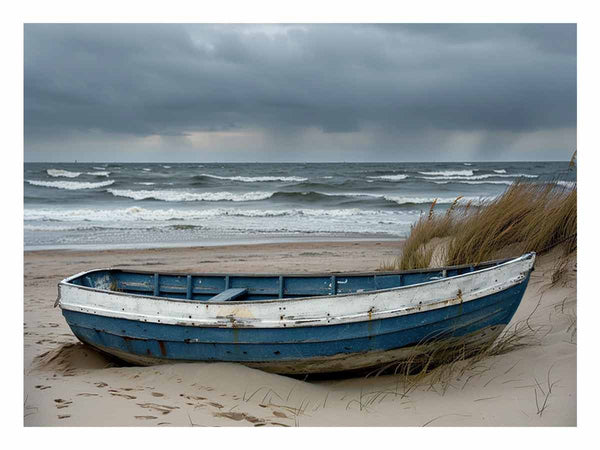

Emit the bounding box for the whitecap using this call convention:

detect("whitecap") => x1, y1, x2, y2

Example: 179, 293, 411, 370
493, 169, 507, 174
200, 174, 308, 183
367, 174, 408, 181
107, 189, 274, 202
46, 169, 81, 178
382, 195, 492, 205
418, 170, 474, 176
86, 171, 111, 177
421, 173, 537, 181
26, 179, 115, 190
428, 180, 514, 185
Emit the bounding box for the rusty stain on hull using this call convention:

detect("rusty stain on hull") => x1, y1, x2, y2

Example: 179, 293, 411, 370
158, 340, 167, 357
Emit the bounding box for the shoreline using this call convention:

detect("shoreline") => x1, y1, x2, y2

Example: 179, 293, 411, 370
24, 236, 404, 254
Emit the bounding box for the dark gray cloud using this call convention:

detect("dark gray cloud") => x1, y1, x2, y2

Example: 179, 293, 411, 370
24, 24, 576, 161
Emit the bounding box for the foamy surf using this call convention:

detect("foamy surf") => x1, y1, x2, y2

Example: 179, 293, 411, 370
428, 180, 514, 185
25, 206, 411, 223
86, 171, 111, 177
26, 179, 115, 190
200, 174, 308, 183
418, 169, 475, 176
46, 169, 81, 178
107, 189, 274, 202
382, 195, 492, 205
420, 173, 538, 181
367, 174, 408, 181
24, 161, 573, 249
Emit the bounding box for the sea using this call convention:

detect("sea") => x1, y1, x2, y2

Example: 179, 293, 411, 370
24, 162, 576, 250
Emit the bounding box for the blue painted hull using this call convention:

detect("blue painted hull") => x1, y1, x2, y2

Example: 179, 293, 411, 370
61, 273, 529, 374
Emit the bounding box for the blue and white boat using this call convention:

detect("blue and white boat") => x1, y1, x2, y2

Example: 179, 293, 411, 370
56, 252, 535, 375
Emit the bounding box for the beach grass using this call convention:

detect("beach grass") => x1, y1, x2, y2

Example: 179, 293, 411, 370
383, 181, 577, 271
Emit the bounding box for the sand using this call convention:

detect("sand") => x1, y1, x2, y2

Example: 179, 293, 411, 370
23, 240, 576, 426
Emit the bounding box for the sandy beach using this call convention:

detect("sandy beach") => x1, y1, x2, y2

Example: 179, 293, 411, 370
23, 240, 576, 426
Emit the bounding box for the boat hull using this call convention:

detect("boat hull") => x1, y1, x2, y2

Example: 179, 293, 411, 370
61, 273, 529, 374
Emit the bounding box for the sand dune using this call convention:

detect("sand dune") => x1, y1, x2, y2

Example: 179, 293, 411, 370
24, 241, 575, 426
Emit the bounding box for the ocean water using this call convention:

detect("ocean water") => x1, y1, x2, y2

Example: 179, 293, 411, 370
24, 162, 576, 250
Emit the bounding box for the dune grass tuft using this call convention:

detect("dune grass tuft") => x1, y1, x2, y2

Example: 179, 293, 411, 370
446, 182, 576, 266
386, 181, 576, 271
389, 197, 462, 270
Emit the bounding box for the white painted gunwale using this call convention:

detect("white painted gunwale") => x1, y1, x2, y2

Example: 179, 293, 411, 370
58, 253, 535, 329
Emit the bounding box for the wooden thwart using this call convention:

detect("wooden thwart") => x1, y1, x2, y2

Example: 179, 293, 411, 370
208, 288, 248, 302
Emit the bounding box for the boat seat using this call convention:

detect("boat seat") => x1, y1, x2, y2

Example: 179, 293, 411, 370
208, 288, 248, 302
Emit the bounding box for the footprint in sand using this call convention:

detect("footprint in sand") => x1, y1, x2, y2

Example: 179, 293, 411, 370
137, 403, 179, 415
180, 393, 205, 400
76, 393, 99, 397
94, 382, 108, 388
214, 411, 265, 425
110, 392, 137, 400
35, 385, 51, 390
151, 392, 164, 398
58, 415, 71, 419
207, 402, 223, 409
135, 416, 158, 420
54, 399, 72, 409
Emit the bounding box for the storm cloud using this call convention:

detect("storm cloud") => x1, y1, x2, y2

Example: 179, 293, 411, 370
24, 24, 576, 161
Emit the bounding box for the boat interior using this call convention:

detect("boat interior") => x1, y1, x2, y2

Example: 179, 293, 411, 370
65, 258, 509, 302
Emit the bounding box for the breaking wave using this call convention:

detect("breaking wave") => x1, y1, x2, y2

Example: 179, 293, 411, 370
104, 188, 493, 206
86, 171, 111, 177
199, 173, 308, 183
428, 180, 514, 185
418, 170, 475, 176
366, 174, 408, 181
107, 189, 274, 202
26, 179, 115, 190
421, 173, 538, 181
25, 206, 410, 223
46, 169, 81, 178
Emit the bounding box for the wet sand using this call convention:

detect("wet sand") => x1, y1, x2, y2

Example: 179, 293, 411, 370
24, 240, 576, 426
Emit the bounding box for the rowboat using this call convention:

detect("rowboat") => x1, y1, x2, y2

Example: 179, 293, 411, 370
56, 252, 535, 375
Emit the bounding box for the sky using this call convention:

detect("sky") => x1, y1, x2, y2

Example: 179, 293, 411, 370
24, 23, 576, 162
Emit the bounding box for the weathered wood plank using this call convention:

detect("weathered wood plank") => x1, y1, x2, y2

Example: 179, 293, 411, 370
208, 288, 248, 302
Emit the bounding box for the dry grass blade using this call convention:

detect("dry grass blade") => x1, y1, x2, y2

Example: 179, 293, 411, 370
362, 319, 542, 402
569, 150, 577, 170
